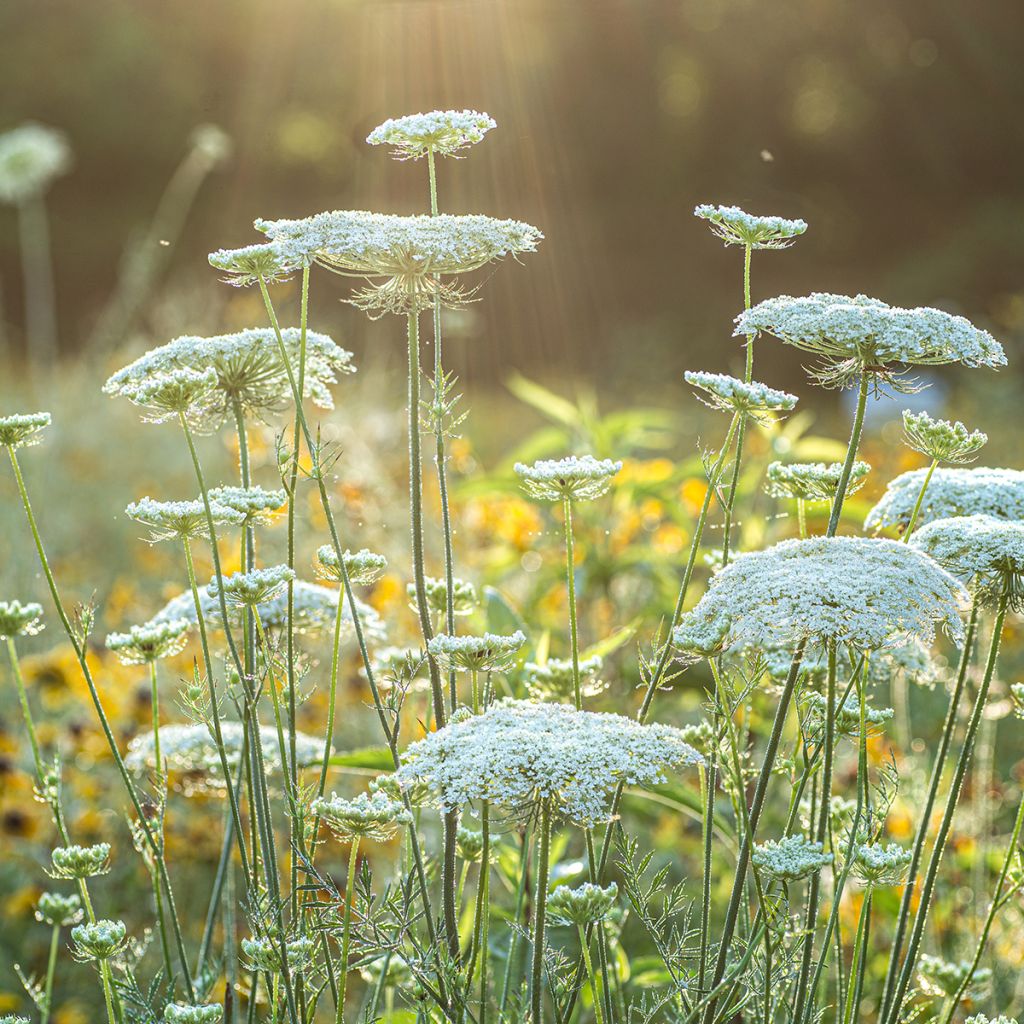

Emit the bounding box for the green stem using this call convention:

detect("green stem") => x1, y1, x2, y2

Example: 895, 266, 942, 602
578, 925, 606, 1024
18, 194, 59, 365
825, 371, 870, 537
7, 636, 46, 780
99, 957, 119, 1024
531, 803, 552, 1024
41, 923, 59, 1024
842, 891, 872, 1024
902, 458, 938, 541
336, 838, 360, 1024
563, 497, 582, 710
148, 661, 163, 778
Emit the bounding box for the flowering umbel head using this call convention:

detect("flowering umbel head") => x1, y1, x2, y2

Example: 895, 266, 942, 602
851, 841, 913, 887
240, 934, 316, 975
694, 204, 807, 249
547, 882, 619, 926
514, 455, 622, 502
0, 412, 51, 448
126, 497, 246, 543
367, 109, 497, 160
311, 790, 412, 843
106, 619, 190, 665
751, 835, 832, 882
902, 409, 987, 464
524, 655, 606, 701
121, 367, 219, 425
408, 576, 478, 618
316, 545, 387, 585
765, 461, 871, 503
209, 565, 296, 607
208, 486, 285, 526
35, 891, 83, 928
50, 843, 111, 879
0, 123, 70, 204
684, 371, 797, 422
427, 631, 526, 673
209, 242, 303, 286
0, 599, 44, 638
70, 919, 128, 962
164, 1005, 224, 1024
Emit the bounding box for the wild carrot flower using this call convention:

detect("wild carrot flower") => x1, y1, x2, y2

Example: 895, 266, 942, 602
0, 124, 70, 203
367, 110, 497, 159
70, 919, 128, 962
209, 565, 296, 607
902, 410, 987, 464
547, 882, 619, 925
765, 460, 871, 502
408, 575, 478, 617
35, 891, 83, 927
524, 654, 605, 701
316, 545, 387, 585
965, 1016, 1018, 1024
104, 328, 354, 424
49, 843, 111, 879
126, 497, 245, 542
240, 934, 315, 974
207, 485, 285, 526
456, 826, 486, 862
208, 242, 303, 286
916, 955, 990, 1000
694, 204, 807, 249
120, 367, 219, 425
866, 467, 1024, 532
672, 537, 967, 655
0, 411, 51, 448
311, 790, 412, 842
396, 698, 702, 825
106, 619, 190, 665
802, 692, 894, 737
164, 1005, 224, 1024
427, 630, 526, 672
851, 841, 913, 887
370, 771, 432, 808
752, 835, 833, 882
514, 455, 622, 502
256, 210, 542, 314
684, 371, 797, 421
0, 599, 44, 637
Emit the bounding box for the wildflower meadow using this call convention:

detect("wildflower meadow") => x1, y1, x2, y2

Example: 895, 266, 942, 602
3, 104, 1024, 1024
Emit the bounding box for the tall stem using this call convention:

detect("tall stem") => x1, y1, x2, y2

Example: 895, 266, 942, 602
825, 372, 870, 537
336, 838, 361, 1024
578, 925, 606, 1024
902, 458, 938, 541
563, 498, 582, 710
531, 803, 552, 1024
42, 923, 60, 1024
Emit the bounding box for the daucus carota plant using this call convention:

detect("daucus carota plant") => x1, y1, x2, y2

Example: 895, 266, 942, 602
3, 106, 1024, 1024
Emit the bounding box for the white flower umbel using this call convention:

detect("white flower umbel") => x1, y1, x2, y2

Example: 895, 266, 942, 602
0, 123, 70, 204
70, 919, 128, 962
547, 882, 619, 926
407, 575, 478, 617
316, 545, 387, 585
916, 955, 991, 1000
208, 242, 304, 287
694, 204, 807, 249
765, 461, 871, 502
106, 619, 190, 665
866, 466, 1024, 533
50, 843, 111, 879
852, 841, 913, 887
673, 537, 967, 655
126, 497, 245, 542
524, 655, 606, 702
0, 412, 51, 448
684, 371, 797, 422
396, 698, 703, 825
104, 327, 354, 425
735, 293, 1006, 388
0, 599, 44, 638
35, 891, 83, 928
208, 565, 296, 607
256, 210, 542, 314
751, 835, 833, 882
164, 1004, 224, 1024
514, 455, 622, 502
802, 692, 894, 738
311, 790, 412, 842
121, 367, 219, 426
758, 640, 936, 689
207, 485, 285, 526
965, 1016, 1019, 1024
240, 935, 315, 975
366, 109, 497, 160
911, 514, 1024, 608
427, 630, 526, 673
902, 410, 987, 465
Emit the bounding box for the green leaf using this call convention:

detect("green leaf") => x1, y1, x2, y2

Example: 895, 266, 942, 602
327, 747, 393, 772
507, 373, 583, 428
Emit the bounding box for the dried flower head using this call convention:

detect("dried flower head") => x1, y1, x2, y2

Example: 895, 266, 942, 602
106, 618, 190, 665
121, 367, 220, 425
126, 497, 246, 542
524, 655, 606, 701
397, 698, 702, 825
902, 409, 987, 464
427, 630, 526, 673
35, 891, 83, 928
514, 455, 622, 502
752, 835, 833, 882
408, 575, 478, 618
367, 109, 497, 160
104, 328, 354, 425
851, 841, 913, 887
736, 293, 1005, 389
866, 467, 1024, 533
311, 790, 412, 843
240, 934, 316, 975
209, 242, 304, 286
547, 882, 619, 926
208, 565, 296, 607
208, 485, 285, 526
684, 371, 797, 421
694, 204, 807, 249
0, 123, 70, 203
257, 210, 542, 314
50, 843, 111, 879
672, 537, 966, 655
0, 411, 51, 448
911, 514, 1024, 608
765, 461, 871, 502
916, 955, 990, 1000
70, 919, 128, 962
316, 545, 387, 585
164, 1005, 224, 1024
0, 599, 44, 638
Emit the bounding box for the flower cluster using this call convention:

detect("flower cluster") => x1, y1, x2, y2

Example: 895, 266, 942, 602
752, 835, 833, 882
317, 545, 388, 585
0, 411, 51, 448
104, 328, 354, 425
916, 955, 990, 999
164, 1005, 224, 1024
126, 496, 245, 542
119, 367, 220, 424
694, 204, 807, 249
209, 565, 296, 607
851, 841, 913, 887
0, 123, 70, 204
684, 371, 797, 421
208, 485, 285, 525
311, 790, 412, 842
208, 243, 303, 286
547, 882, 619, 925
0, 599, 44, 638
70, 919, 128, 962
427, 630, 526, 672
366, 109, 497, 159
524, 655, 606, 701
106, 618, 190, 665
673, 537, 967, 655
49, 843, 111, 879
765, 460, 871, 502
35, 891, 83, 928
514, 455, 622, 502
396, 699, 702, 825
408, 575, 478, 617
241, 934, 316, 975
802, 692, 894, 738
902, 409, 987, 464
866, 467, 1024, 532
